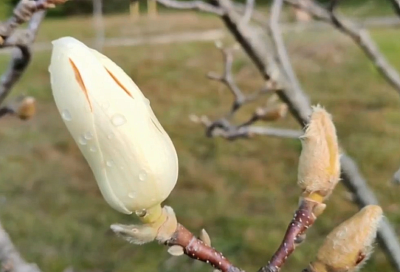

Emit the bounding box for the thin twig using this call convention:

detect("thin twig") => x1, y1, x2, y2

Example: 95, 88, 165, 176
207, 44, 247, 114
219, 0, 400, 270
0, 0, 67, 106
157, 0, 400, 270
240, 0, 255, 25
258, 199, 319, 272
191, 114, 301, 139
156, 0, 224, 15
0, 11, 44, 105
268, 0, 303, 94
200, 41, 283, 138
284, 0, 400, 96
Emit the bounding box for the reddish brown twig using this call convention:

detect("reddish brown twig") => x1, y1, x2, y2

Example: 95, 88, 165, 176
165, 224, 245, 272
257, 199, 318, 272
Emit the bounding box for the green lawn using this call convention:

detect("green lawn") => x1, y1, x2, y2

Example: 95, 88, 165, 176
0, 12, 400, 272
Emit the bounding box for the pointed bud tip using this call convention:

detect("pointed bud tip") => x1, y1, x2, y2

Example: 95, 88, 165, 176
312, 205, 383, 272
297, 105, 340, 199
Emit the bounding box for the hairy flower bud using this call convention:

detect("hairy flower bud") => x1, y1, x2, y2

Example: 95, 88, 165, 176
255, 103, 288, 122
49, 37, 179, 215
17, 96, 36, 120
297, 106, 340, 200
308, 205, 383, 272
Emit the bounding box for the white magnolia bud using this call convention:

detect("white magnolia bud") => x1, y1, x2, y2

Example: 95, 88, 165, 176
49, 37, 179, 214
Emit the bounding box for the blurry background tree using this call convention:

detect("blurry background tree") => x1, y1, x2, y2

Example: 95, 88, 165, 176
0, 0, 393, 17
0, 0, 400, 272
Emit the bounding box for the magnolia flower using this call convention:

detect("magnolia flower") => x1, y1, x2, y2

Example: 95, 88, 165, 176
49, 37, 179, 215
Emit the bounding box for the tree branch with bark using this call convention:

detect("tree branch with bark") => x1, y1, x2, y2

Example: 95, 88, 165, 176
153, 0, 400, 271
0, 1, 67, 272
0, 0, 67, 119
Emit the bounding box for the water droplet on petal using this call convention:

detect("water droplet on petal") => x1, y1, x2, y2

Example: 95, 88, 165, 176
128, 192, 136, 199
135, 209, 146, 217
144, 98, 150, 105
78, 135, 87, 145
139, 171, 147, 182
106, 160, 114, 167
90, 146, 97, 152
84, 131, 93, 140
111, 114, 127, 127
61, 110, 72, 121
107, 133, 114, 139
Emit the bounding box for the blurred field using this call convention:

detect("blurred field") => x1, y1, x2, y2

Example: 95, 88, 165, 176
1, 11, 400, 272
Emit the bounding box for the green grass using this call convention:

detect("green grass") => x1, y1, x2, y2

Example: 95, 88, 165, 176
0, 13, 400, 272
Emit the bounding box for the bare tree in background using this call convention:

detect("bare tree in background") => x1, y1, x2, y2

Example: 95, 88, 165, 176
0, 1, 67, 271
144, 0, 400, 271
92, 0, 105, 51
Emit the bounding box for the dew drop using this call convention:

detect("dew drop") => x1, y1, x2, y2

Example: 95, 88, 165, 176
107, 133, 114, 139
128, 192, 136, 199
61, 110, 72, 121
139, 171, 147, 182
90, 146, 97, 152
144, 98, 150, 105
78, 135, 87, 145
84, 131, 93, 140
106, 160, 114, 167
111, 114, 127, 127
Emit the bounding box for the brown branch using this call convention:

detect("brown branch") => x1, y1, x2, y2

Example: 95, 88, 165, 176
165, 224, 244, 272
284, 0, 400, 96
258, 199, 318, 272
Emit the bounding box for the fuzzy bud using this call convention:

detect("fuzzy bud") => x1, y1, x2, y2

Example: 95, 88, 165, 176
308, 205, 383, 272
255, 104, 288, 122
16, 96, 36, 120
297, 106, 340, 200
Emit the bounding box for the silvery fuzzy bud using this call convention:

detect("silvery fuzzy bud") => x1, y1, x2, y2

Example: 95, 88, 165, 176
49, 37, 178, 215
